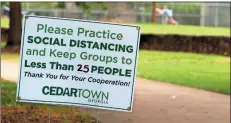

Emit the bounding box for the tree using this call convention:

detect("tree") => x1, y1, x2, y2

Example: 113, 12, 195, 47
6, 2, 22, 50
152, 2, 157, 23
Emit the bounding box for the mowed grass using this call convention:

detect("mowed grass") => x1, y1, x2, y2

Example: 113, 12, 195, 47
1, 17, 9, 28
136, 23, 230, 37
1, 79, 18, 106
1, 79, 96, 123
1, 17, 230, 36
1, 51, 230, 94
1, 52, 20, 62
137, 50, 230, 94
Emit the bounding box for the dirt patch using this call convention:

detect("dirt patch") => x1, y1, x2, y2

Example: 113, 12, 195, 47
1, 105, 97, 123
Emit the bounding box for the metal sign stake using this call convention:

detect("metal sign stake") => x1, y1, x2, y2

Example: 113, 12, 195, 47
96, 109, 100, 123
48, 106, 51, 123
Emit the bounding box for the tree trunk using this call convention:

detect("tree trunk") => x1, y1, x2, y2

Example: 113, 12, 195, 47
6, 2, 22, 50
152, 2, 157, 23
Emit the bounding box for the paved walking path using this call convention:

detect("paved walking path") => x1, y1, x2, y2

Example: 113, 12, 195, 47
1, 61, 230, 123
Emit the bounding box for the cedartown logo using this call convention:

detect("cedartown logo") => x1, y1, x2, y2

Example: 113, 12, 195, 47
42, 86, 109, 104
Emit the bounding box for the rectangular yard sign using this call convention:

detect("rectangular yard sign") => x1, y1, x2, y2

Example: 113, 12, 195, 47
16, 15, 141, 112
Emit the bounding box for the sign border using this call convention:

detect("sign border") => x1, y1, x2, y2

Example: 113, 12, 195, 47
16, 15, 141, 112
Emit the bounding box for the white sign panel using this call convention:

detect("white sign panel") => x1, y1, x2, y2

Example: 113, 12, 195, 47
16, 15, 141, 112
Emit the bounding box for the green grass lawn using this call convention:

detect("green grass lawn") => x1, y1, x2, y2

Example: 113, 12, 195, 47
1, 17, 230, 37
137, 50, 230, 94
136, 23, 230, 37
1, 79, 96, 122
1, 17, 9, 28
1, 79, 18, 106
1, 51, 230, 94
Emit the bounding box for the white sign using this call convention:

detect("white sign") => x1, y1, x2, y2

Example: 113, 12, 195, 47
16, 15, 141, 112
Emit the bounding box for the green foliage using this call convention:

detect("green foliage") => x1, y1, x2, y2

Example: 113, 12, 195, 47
75, 2, 92, 13
75, 2, 107, 13
2, 2, 61, 9
1, 2, 9, 7
98, 2, 107, 11
2, 2, 107, 11
55, 2, 107, 13
56, 2, 65, 8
